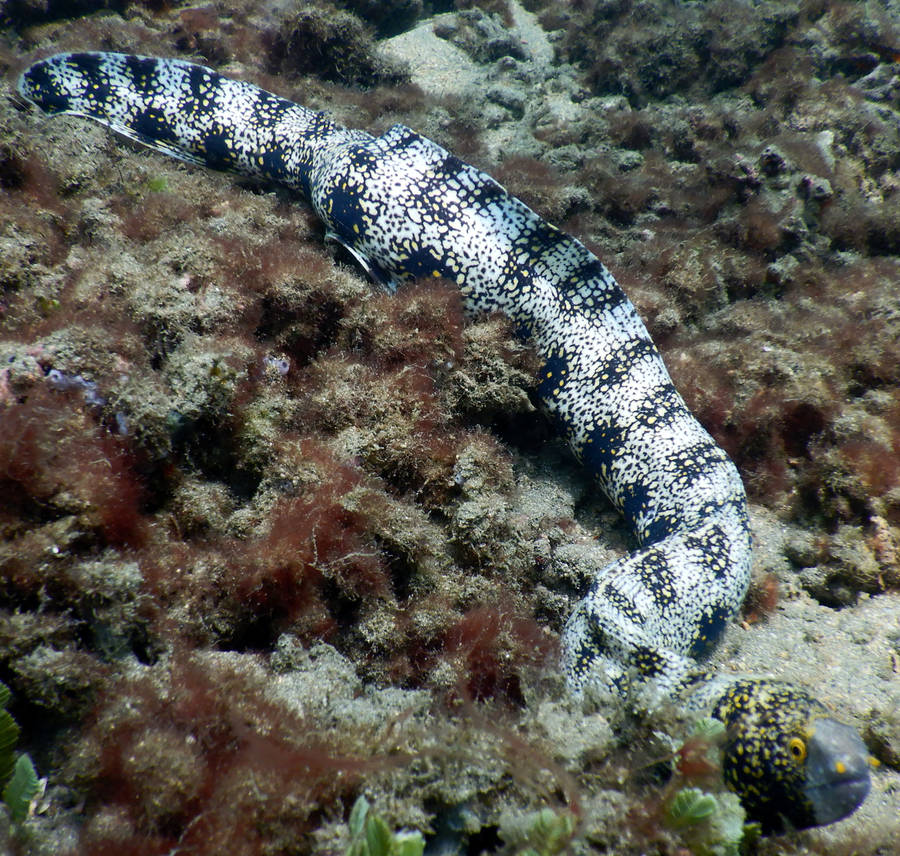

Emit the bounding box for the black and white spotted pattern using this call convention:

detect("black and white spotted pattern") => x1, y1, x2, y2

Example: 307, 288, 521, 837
274, 79, 754, 703
18, 52, 873, 831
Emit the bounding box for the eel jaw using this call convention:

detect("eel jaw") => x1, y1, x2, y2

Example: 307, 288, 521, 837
803, 717, 872, 826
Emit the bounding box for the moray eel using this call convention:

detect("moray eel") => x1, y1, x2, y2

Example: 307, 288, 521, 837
18, 52, 874, 832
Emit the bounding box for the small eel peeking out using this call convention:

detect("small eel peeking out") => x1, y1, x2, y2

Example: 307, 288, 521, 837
18, 51, 875, 832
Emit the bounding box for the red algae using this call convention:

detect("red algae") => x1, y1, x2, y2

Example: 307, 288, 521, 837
445, 604, 557, 707
0, 385, 146, 550
74, 654, 375, 856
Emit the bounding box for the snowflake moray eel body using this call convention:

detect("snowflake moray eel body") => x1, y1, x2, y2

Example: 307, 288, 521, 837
19, 52, 874, 831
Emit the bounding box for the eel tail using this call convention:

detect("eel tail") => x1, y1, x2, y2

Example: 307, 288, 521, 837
17, 51, 359, 198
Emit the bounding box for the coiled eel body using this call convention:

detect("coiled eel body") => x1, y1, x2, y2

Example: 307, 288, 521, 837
18, 52, 874, 831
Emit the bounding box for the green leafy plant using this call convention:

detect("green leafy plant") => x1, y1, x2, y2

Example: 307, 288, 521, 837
3, 755, 39, 822
145, 176, 169, 193
0, 683, 17, 782
0, 681, 39, 822
499, 807, 577, 856
345, 795, 425, 856
665, 787, 747, 856
667, 787, 719, 826
689, 718, 726, 742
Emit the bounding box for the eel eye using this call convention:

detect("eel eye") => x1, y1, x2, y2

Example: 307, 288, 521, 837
788, 736, 807, 762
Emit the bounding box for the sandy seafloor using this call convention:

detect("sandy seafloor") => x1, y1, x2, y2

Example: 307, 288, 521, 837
0, 0, 899, 854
